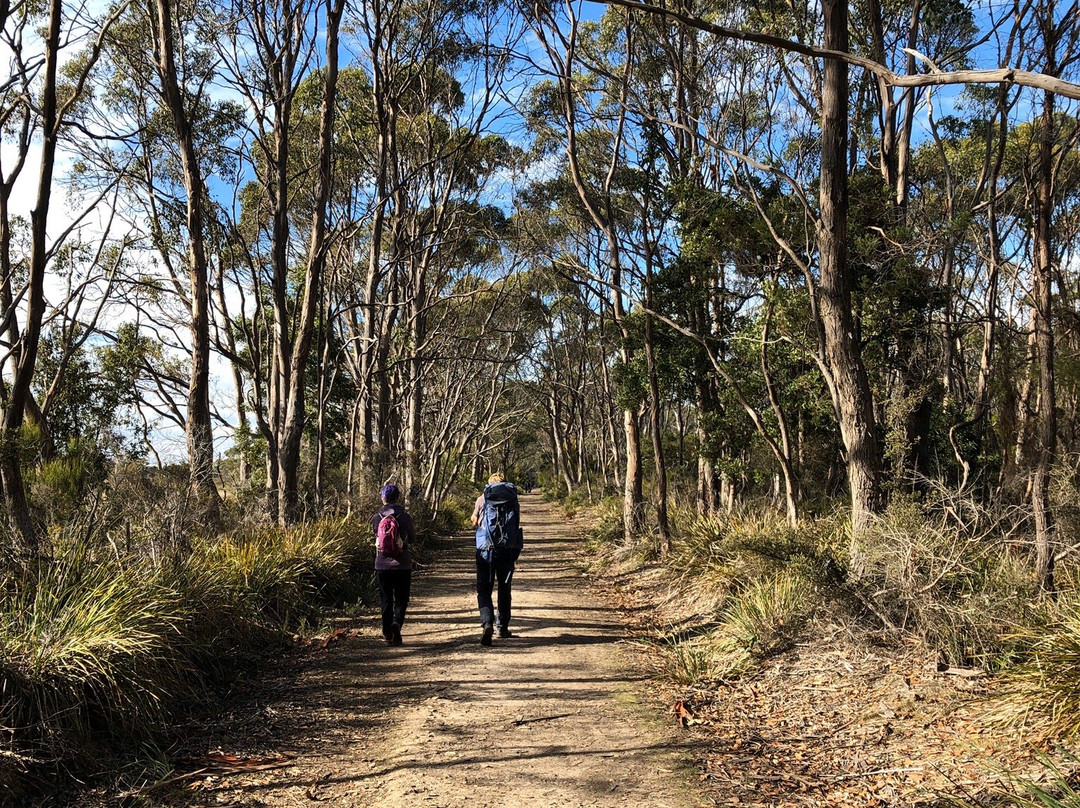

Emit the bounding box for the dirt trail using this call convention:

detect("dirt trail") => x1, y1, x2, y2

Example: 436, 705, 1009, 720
161, 495, 706, 808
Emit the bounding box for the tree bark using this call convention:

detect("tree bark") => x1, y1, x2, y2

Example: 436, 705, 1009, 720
818, 0, 884, 562
152, 0, 220, 524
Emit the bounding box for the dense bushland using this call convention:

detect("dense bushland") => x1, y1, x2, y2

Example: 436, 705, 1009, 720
578, 471, 1080, 804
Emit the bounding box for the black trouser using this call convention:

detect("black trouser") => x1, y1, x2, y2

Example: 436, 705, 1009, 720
376, 568, 412, 638
476, 550, 514, 629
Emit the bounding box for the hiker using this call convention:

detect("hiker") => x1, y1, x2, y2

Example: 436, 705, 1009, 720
472, 472, 523, 646
372, 483, 416, 647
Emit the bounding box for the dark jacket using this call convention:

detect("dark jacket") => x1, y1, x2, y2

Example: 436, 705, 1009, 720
372, 503, 416, 571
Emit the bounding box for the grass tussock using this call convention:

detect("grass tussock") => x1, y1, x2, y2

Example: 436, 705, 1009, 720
623, 504, 836, 687
0, 547, 189, 769
658, 566, 818, 686
0, 512, 380, 795
720, 568, 815, 659
989, 596, 1080, 741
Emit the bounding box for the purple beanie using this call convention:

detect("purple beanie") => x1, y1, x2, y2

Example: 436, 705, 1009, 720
380, 484, 400, 502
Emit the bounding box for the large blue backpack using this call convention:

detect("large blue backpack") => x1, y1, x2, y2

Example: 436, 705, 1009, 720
476, 482, 523, 562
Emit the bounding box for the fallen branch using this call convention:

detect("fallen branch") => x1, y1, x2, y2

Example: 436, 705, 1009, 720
511, 712, 574, 726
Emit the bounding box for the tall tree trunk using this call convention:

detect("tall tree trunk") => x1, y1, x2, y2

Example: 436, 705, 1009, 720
1, 0, 64, 553
819, 0, 884, 566
277, 0, 344, 525
404, 269, 426, 501
644, 306, 670, 552
623, 406, 643, 542
153, 0, 220, 524
1033, 80, 1057, 592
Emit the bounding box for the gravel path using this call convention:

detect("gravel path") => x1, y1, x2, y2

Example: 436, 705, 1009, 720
153, 494, 708, 808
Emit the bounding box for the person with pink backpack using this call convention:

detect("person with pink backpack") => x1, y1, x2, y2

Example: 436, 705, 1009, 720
372, 484, 416, 646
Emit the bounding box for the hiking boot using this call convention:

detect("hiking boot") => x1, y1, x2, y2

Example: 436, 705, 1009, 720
480, 622, 494, 646
498, 627, 513, 639
391, 624, 403, 646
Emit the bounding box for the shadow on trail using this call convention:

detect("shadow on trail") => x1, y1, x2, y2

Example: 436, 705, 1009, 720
180, 494, 687, 807
215, 739, 681, 800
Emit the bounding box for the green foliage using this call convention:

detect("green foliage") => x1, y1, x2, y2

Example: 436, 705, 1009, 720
32, 324, 155, 461
28, 439, 108, 523
432, 493, 474, 535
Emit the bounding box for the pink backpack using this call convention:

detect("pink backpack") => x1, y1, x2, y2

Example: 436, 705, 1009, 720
376, 512, 404, 556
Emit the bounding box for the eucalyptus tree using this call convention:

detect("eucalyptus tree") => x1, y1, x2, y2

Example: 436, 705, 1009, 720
92, 0, 263, 521
589, 0, 1080, 597
418, 269, 540, 508
524, 2, 650, 544
1019, 0, 1080, 592
0, 0, 124, 551
216, 0, 344, 524
329, 0, 522, 504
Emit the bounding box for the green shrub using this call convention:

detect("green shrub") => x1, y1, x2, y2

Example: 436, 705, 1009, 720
582, 499, 624, 551
719, 568, 816, 658
28, 440, 109, 525
432, 493, 473, 535
669, 507, 843, 598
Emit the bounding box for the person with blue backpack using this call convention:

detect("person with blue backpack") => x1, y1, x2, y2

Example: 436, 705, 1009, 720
471, 472, 523, 646
372, 483, 416, 647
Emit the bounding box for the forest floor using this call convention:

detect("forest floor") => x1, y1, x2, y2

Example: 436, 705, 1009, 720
87, 495, 1077, 808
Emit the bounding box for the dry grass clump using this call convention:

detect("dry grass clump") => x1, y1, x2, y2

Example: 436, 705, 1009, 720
646, 506, 834, 686
649, 486, 1044, 689
852, 492, 1039, 669
581, 499, 630, 565
659, 566, 818, 686
0, 545, 189, 770
989, 594, 1080, 742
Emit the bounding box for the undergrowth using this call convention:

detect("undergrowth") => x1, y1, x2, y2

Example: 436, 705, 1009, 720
583, 486, 1058, 697
0, 507, 389, 803
579, 483, 1080, 804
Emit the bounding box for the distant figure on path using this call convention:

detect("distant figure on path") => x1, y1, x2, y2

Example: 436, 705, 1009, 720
472, 472, 523, 646
372, 483, 416, 646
